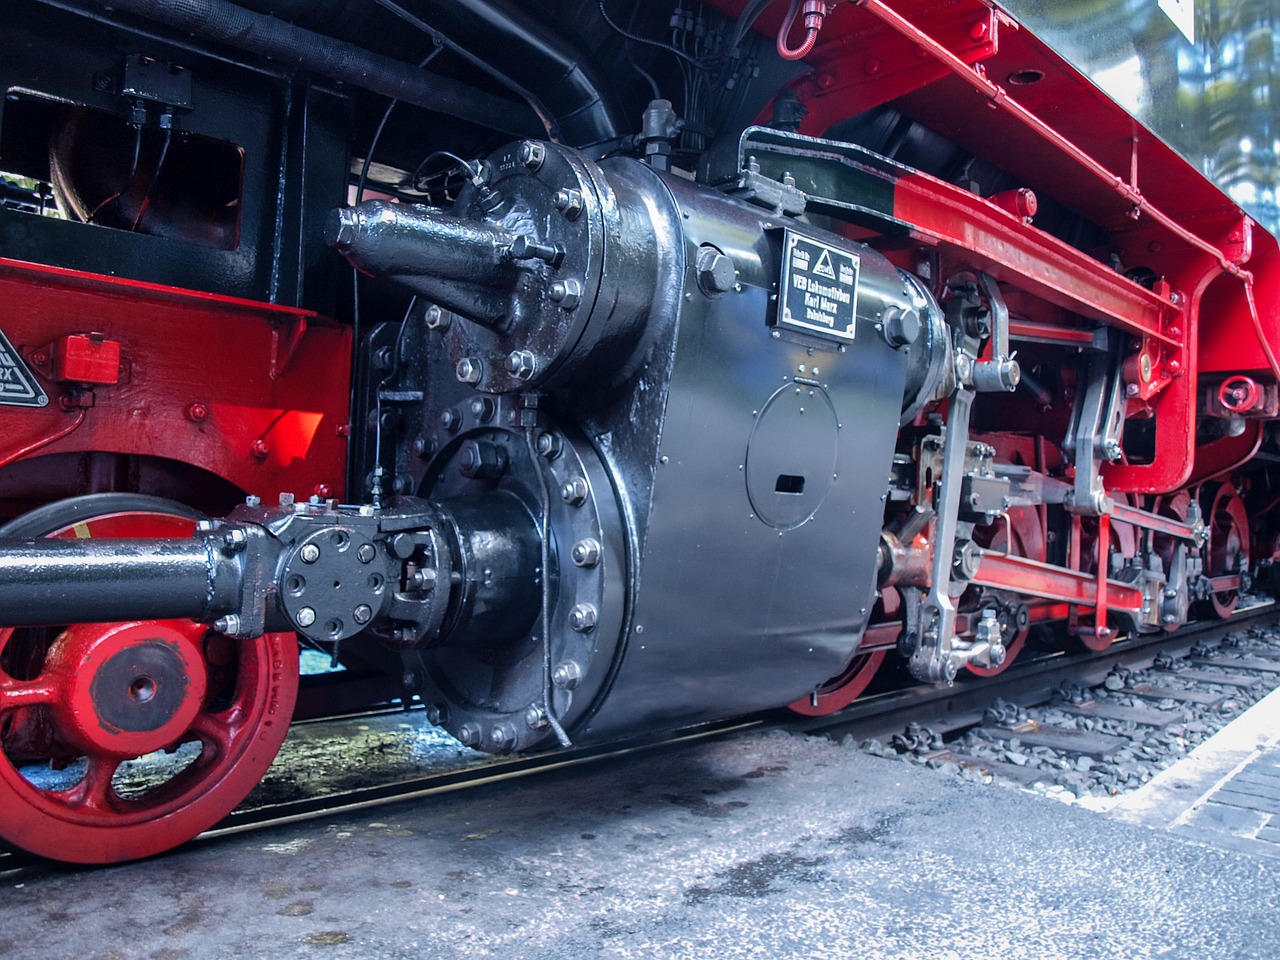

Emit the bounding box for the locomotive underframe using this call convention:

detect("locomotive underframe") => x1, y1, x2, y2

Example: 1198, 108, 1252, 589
0, 0, 1277, 863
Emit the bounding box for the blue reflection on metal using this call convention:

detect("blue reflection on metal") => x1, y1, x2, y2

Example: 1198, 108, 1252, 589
999, 0, 1279, 235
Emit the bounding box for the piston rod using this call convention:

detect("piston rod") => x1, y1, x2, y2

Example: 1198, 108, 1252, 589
0, 537, 236, 626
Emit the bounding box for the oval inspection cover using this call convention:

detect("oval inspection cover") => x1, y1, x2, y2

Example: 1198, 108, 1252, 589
745, 382, 839, 530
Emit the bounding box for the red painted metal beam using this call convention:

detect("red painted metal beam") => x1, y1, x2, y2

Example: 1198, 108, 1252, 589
970, 551, 1145, 615
0, 258, 350, 503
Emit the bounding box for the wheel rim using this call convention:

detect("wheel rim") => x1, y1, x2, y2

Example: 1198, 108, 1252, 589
1204, 483, 1249, 619
0, 497, 299, 863
966, 506, 1041, 675
786, 649, 887, 716
788, 589, 894, 716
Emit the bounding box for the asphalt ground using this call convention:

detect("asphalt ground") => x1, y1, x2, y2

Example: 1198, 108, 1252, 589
2, 721, 1279, 960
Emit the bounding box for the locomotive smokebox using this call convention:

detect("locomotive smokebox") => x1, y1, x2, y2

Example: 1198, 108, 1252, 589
328, 139, 951, 750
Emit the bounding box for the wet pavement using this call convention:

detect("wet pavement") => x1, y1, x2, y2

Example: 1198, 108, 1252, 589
3, 725, 1280, 959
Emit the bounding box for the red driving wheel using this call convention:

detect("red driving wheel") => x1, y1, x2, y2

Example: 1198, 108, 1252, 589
965, 505, 1044, 677
786, 649, 887, 716
1202, 482, 1250, 619
0, 495, 299, 863
787, 589, 896, 716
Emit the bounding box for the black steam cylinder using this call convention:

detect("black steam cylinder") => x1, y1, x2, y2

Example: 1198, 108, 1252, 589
0, 136, 949, 754
326, 137, 950, 751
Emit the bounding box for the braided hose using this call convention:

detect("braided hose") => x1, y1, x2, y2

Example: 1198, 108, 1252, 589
777, 0, 829, 60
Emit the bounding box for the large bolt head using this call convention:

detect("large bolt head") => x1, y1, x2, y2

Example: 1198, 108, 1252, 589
560, 477, 589, 505
569, 603, 598, 632
457, 722, 481, 747
536, 432, 563, 459
549, 278, 582, 310
296, 606, 317, 628
489, 724, 516, 752
881, 307, 921, 348
553, 188, 584, 220
696, 245, 737, 295
505, 349, 538, 381
456, 357, 483, 385
458, 440, 509, 480
518, 140, 546, 170
571, 538, 601, 568
299, 543, 320, 564
552, 661, 582, 689
423, 304, 450, 331
353, 603, 373, 625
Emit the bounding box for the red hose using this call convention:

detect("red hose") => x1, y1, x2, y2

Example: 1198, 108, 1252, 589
777, 0, 828, 60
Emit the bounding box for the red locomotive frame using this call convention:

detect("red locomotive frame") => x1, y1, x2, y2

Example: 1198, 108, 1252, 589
0, 0, 1276, 863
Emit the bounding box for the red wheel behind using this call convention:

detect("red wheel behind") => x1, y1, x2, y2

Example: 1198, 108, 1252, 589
1203, 483, 1250, 619
788, 589, 896, 716
0, 496, 298, 863
787, 649, 888, 716
966, 505, 1043, 676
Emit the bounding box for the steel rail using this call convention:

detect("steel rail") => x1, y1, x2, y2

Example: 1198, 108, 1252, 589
796, 602, 1280, 742
2, 603, 1276, 877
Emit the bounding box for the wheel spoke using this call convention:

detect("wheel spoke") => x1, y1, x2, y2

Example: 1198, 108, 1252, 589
65, 755, 121, 814
0, 676, 55, 714
189, 710, 238, 759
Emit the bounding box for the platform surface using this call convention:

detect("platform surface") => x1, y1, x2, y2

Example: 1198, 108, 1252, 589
4, 720, 1280, 960
1108, 682, 1280, 859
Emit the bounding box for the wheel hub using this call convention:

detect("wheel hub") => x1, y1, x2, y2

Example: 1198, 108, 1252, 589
45, 621, 208, 758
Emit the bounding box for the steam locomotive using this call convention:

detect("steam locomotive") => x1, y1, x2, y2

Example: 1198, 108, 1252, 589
0, 0, 1274, 863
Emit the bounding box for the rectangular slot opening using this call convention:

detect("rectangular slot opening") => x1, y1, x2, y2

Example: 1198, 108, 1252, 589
0, 91, 244, 249
775, 474, 806, 495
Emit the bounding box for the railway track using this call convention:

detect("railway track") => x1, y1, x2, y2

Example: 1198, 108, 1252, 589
4, 603, 1278, 879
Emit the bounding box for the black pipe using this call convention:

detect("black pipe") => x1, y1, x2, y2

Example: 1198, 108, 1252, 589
91, 0, 540, 139
386, 0, 626, 147
327, 201, 517, 325
0, 538, 232, 626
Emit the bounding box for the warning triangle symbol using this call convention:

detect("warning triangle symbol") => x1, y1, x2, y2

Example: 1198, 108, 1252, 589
0, 328, 49, 408
812, 249, 837, 280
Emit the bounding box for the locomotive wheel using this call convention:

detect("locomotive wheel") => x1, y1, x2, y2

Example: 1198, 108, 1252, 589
1202, 483, 1250, 618
0, 494, 299, 864
966, 506, 1043, 677
786, 650, 888, 716
1075, 492, 1139, 651
788, 589, 895, 716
